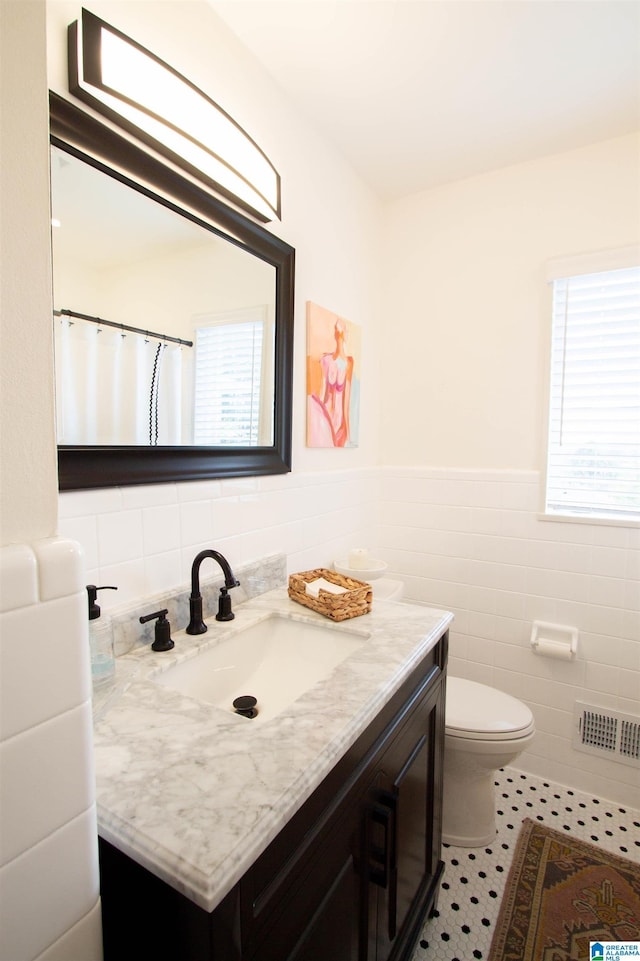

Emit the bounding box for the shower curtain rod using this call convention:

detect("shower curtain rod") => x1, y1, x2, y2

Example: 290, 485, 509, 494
54, 308, 194, 348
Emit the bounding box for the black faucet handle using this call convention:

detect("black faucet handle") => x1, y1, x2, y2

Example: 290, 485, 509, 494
139, 608, 175, 652
216, 586, 235, 622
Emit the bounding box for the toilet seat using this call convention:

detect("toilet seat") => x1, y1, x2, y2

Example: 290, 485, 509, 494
446, 676, 535, 742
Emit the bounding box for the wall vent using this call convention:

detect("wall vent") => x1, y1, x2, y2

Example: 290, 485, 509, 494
573, 702, 640, 768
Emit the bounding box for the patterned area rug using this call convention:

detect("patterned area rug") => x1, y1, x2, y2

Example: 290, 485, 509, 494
488, 818, 640, 961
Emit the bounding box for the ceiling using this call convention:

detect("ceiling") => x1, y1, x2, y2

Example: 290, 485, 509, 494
209, 0, 640, 201
50, 144, 215, 270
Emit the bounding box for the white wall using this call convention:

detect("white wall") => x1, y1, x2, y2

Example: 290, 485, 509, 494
381, 133, 640, 470
0, 3, 102, 958
46, 0, 384, 474
379, 138, 639, 806
47, 0, 385, 608
0, 0, 58, 546
379, 466, 639, 807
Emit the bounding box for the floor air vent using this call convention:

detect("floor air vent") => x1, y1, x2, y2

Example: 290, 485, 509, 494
573, 701, 640, 768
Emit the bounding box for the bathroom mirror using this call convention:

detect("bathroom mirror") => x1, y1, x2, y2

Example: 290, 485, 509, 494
50, 93, 295, 491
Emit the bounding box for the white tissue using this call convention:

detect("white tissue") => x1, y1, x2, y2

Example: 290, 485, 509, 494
306, 577, 348, 598
530, 620, 578, 660
532, 638, 574, 660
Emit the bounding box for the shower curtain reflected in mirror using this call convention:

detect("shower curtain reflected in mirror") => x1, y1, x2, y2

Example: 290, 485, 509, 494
54, 316, 186, 445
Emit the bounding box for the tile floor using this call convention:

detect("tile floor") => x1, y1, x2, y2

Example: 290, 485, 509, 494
411, 766, 640, 961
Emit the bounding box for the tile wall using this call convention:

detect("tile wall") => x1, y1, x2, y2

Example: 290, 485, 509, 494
0, 538, 102, 961
379, 467, 640, 808
58, 465, 639, 808
58, 470, 380, 609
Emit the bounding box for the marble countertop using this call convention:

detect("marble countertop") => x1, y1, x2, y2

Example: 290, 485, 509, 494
93, 587, 453, 913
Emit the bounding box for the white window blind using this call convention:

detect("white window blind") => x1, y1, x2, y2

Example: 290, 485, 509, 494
545, 264, 640, 522
193, 311, 265, 446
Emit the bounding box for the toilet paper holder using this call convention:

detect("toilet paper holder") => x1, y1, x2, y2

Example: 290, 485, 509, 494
530, 621, 578, 660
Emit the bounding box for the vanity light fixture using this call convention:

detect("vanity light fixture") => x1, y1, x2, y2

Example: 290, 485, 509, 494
68, 8, 281, 222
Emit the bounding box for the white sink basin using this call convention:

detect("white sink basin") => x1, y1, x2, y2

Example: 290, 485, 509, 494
153, 613, 369, 723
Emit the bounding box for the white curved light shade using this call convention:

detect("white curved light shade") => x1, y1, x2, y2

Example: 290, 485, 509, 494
68, 8, 281, 222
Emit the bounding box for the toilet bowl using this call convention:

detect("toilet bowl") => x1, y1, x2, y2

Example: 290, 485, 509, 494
443, 676, 535, 847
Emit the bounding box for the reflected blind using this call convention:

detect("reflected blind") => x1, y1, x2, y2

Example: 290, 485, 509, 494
194, 317, 263, 445
545, 265, 640, 521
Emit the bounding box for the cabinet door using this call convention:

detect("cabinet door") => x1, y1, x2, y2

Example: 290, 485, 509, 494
366, 674, 444, 961
247, 784, 375, 961
285, 846, 362, 961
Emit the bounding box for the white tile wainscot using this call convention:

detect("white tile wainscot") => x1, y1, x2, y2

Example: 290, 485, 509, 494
378, 466, 640, 808
0, 537, 102, 961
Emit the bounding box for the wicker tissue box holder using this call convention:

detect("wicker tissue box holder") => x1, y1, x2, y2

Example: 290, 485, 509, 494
288, 568, 373, 621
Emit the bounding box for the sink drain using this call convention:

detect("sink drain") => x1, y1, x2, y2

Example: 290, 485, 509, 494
233, 695, 258, 719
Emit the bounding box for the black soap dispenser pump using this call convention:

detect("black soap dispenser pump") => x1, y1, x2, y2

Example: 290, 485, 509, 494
87, 584, 118, 620
86, 584, 118, 689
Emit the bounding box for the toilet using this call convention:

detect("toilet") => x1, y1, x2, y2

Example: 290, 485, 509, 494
443, 676, 535, 847
387, 579, 536, 847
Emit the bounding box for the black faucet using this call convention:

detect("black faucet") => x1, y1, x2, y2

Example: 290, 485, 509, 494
186, 549, 240, 634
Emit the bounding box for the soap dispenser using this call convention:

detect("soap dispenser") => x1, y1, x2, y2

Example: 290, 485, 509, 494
86, 584, 118, 689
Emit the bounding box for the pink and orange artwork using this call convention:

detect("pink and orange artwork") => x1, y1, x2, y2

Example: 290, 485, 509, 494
306, 301, 361, 448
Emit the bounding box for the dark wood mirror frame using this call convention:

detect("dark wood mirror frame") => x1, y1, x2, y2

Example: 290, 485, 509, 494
50, 92, 295, 491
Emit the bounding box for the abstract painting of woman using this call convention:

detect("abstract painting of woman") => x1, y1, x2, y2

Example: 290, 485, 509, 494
307, 302, 360, 448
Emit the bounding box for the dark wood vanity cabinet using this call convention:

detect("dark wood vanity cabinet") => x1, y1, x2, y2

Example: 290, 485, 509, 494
99, 633, 447, 961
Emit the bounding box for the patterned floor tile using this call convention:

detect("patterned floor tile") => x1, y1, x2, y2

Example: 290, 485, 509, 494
410, 766, 640, 961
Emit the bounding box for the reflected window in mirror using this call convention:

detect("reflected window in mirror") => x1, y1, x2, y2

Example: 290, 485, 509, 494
193, 307, 274, 446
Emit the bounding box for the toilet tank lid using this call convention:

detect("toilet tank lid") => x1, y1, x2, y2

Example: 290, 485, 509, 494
446, 676, 534, 737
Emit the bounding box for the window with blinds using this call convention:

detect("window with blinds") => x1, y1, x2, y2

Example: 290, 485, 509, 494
193, 310, 265, 446
545, 263, 640, 522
